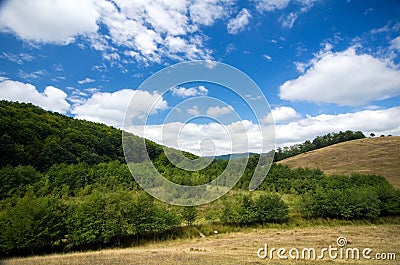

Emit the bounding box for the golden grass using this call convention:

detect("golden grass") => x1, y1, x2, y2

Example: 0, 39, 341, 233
278, 136, 400, 189
4, 224, 399, 265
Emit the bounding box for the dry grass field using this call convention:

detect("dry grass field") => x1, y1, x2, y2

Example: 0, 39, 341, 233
278, 136, 400, 189
4, 224, 399, 265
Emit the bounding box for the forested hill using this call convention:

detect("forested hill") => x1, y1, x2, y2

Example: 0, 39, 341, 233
0, 100, 163, 171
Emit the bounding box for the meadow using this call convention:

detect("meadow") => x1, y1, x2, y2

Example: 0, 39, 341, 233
4, 224, 399, 265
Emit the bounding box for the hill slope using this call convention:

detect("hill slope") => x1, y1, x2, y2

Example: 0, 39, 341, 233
278, 136, 400, 188
0, 101, 166, 171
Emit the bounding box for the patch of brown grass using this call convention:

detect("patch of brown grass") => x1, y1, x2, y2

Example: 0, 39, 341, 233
4, 224, 399, 265
278, 136, 400, 189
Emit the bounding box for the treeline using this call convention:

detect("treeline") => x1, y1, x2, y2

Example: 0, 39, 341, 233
0, 189, 180, 256
0, 161, 289, 256
274, 130, 365, 161
300, 174, 400, 219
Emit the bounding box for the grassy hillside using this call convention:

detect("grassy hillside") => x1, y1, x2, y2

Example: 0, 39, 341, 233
5, 224, 399, 265
278, 136, 400, 188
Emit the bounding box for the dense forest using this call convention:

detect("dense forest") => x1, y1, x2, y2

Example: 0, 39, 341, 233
0, 101, 399, 257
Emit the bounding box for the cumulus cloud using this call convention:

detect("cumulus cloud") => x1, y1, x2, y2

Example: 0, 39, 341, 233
171, 85, 208, 97
0, 0, 99, 44
206, 105, 234, 117
127, 119, 273, 156
390, 36, 400, 52
254, 0, 291, 12
91, 0, 231, 63
71, 89, 168, 128
0, 0, 235, 62
263, 106, 301, 124
279, 47, 400, 106
275, 106, 400, 147
0, 80, 70, 113
227, 8, 252, 35
127, 106, 400, 155
189, 0, 227, 26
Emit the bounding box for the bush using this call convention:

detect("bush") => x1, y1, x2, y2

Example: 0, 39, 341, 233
222, 192, 288, 225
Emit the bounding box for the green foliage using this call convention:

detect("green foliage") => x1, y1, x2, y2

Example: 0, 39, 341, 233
247, 163, 326, 194
0, 189, 180, 256
222, 192, 288, 225
0, 165, 41, 199
181, 206, 198, 226
0, 101, 125, 171
66, 190, 180, 249
301, 187, 381, 220
253, 193, 289, 223
0, 192, 66, 256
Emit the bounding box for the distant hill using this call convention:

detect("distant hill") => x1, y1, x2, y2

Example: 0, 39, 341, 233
278, 136, 400, 188
210, 152, 258, 160
0, 101, 165, 171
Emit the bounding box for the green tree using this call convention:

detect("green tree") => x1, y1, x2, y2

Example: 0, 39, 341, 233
181, 206, 197, 226
0, 193, 66, 256
253, 193, 289, 223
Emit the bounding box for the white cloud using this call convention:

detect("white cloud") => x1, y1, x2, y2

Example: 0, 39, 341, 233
0, 80, 70, 113
127, 120, 273, 156
189, 0, 228, 26
263, 54, 272, 61
255, 0, 291, 12
280, 12, 298, 28
245, 94, 263, 101
227, 8, 251, 35
206, 105, 234, 117
0, 52, 34, 64
78, 78, 95, 85
53, 64, 64, 72
71, 89, 168, 127
127, 107, 400, 155
263, 106, 301, 124
279, 47, 400, 106
370, 22, 400, 35
187, 105, 200, 116
171, 85, 208, 97
17, 69, 47, 80
0, 0, 99, 44
275, 106, 400, 147
390, 36, 400, 52
254, 0, 319, 28
94, 0, 225, 63
0, 0, 233, 62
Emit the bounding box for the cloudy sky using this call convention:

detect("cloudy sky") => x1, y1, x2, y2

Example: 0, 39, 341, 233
0, 0, 400, 155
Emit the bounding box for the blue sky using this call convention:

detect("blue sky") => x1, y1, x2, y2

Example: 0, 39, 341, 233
0, 0, 400, 155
